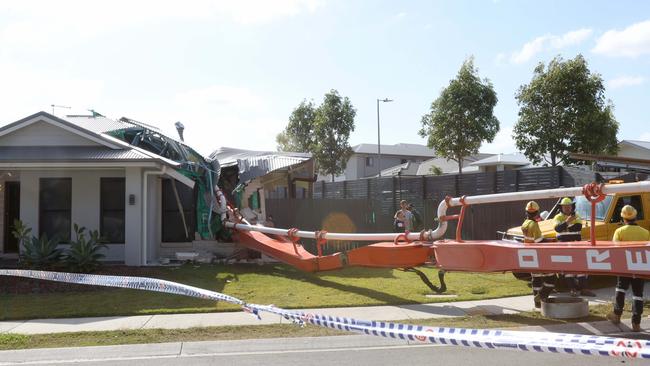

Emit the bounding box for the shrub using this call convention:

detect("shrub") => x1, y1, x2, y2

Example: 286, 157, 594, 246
20, 234, 64, 270
65, 224, 108, 273
11, 219, 31, 251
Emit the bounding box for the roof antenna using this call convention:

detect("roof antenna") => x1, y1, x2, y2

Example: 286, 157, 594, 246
88, 109, 104, 118
175, 121, 185, 141
51, 104, 71, 115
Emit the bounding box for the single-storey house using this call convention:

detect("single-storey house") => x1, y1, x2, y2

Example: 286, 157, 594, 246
0, 111, 207, 266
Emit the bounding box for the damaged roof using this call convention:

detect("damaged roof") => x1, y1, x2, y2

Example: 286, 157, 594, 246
209, 147, 312, 182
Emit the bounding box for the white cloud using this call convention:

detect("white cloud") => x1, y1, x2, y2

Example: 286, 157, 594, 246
0, 0, 323, 48
607, 76, 646, 89
509, 28, 593, 64
396, 12, 407, 19
593, 20, 650, 57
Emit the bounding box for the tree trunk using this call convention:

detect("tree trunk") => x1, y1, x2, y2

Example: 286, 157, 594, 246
457, 157, 463, 175
331, 174, 334, 182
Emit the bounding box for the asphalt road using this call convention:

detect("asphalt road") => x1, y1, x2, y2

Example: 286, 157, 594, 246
0, 335, 632, 366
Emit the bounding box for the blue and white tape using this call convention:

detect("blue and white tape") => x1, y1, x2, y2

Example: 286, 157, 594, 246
1, 269, 648, 359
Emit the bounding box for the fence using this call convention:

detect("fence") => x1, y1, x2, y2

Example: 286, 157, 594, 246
265, 166, 594, 254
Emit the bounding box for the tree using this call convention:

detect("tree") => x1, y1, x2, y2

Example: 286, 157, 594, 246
276, 100, 316, 152
312, 90, 356, 181
419, 57, 499, 174
513, 55, 619, 166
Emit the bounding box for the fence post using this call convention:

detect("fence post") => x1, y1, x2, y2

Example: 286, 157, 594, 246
558, 166, 564, 187
367, 178, 371, 200
321, 180, 326, 198
343, 180, 347, 199
515, 170, 520, 192
422, 175, 427, 200
392, 176, 397, 215
454, 174, 460, 196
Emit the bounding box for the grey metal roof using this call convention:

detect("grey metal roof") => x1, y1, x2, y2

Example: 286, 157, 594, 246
0, 146, 153, 162
352, 143, 435, 158
622, 140, 650, 152
470, 153, 531, 167
62, 115, 131, 134
416, 153, 494, 175
209, 147, 312, 182
376, 161, 420, 177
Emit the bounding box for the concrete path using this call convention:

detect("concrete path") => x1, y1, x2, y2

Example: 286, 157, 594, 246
0, 286, 627, 335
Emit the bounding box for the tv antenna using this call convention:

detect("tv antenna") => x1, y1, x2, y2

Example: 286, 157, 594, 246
51, 104, 71, 115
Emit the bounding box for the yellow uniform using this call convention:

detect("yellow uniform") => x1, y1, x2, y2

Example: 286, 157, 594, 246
613, 224, 650, 242
521, 219, 542, 243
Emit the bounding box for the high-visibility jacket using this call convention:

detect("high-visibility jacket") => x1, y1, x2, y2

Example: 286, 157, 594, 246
613, 224, 650, 242
522, 219, 543, 243
553, 212, 583, 241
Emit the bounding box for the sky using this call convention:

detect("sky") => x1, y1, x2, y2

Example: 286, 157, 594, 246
1, 0, 649, 156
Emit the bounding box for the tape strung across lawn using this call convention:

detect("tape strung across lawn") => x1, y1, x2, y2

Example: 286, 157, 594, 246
1, 269, 648, 359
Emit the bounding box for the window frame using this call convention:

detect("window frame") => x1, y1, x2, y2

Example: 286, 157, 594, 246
161, 179, 197, 243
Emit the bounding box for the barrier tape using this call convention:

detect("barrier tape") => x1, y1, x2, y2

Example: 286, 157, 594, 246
1, 269, 649, 359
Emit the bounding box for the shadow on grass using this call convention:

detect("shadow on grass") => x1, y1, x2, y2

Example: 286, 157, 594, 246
266, 265, 414, 306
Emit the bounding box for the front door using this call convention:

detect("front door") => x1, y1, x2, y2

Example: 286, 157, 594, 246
3, 181, 20, 253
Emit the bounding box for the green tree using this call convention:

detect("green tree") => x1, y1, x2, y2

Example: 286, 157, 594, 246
513, 55, 619, 166
312, 90, 356, 181
419, 57, 499, 174
276, 100, 316, 152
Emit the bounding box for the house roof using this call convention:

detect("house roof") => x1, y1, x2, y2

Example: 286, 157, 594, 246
376, 161, 420, 177
416, 153, 494, 175
469, 153, 531, 167
0, 146, 152, 162
209, 147, 312, 182
352, 143, 435, 158
620, 140, 650, 152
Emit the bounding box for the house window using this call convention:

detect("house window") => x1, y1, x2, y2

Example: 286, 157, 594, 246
365, 157, 374, 167
162, 179, 196, 242
39, 178, 71, 242
100, 178, 125, 243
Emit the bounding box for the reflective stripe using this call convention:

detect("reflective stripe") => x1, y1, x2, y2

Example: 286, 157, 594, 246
565, 274, 575, 278
616, 288, 627, 293
532, 287, 542, 291
543, 283, 555, 287
633, 296, 644, 301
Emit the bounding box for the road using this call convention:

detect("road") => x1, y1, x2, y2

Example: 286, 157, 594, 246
0, 335, 632, 365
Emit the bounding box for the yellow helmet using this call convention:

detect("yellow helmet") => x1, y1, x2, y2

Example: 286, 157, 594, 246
560, 197, 573, 206
526, 201, 540, 213
621, 205, 637, 220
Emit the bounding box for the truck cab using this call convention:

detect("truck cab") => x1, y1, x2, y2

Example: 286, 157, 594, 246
503, 192, 650, 241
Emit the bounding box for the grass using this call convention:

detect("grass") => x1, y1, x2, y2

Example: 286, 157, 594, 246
1, 263, 532, 320
0, 304, 630, 351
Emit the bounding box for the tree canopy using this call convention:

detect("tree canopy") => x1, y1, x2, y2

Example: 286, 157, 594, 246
277, 90, 356, 181
276, 100, 316, 152
419, 57, 499, 174
513, 54, 619, 166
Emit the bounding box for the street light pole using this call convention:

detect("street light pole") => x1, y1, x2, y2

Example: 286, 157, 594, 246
376, 98, 393, 177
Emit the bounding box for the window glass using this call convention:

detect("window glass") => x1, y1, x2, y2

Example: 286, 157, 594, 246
39, 178, 71, 242
162, 179, 196, 242
101, 178, 125, 243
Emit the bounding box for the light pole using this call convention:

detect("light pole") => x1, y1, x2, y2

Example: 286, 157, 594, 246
376, 98, 393, 177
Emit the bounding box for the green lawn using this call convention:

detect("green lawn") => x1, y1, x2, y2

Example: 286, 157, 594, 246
2, 263, 533, 320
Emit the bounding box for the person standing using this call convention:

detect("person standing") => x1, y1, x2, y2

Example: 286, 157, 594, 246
522, 201, 554, 308
394, 200, 412, 232
606, 205, 649, 332
553, 197, 595, 297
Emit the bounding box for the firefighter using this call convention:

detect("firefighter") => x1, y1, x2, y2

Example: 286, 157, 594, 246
606, 205, 649, 332
553, 197, 595, 297
522, 201, 554, 308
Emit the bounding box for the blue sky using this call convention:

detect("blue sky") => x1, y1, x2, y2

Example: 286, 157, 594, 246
1, 0, 649, 155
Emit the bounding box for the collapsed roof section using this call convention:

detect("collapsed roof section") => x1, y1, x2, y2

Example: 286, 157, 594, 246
210, 147, 312, 182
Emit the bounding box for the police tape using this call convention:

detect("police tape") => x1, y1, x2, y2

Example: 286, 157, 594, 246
1, 269, 648, 359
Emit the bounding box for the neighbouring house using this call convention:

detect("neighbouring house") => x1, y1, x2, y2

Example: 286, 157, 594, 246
570, 140, 650, 175
618, 140, 650, 160
321, 143, 436, 181
469, 153, 534, 172
209, 147, 315, 223
415, 153, 495, 175
0, 111, 231, 266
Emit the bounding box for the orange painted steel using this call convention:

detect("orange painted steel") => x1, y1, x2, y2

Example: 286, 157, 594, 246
432, 239, 650, 279
234, 230, 434, 272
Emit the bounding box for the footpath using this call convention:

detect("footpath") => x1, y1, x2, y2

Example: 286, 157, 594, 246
2, 286, 650, 336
